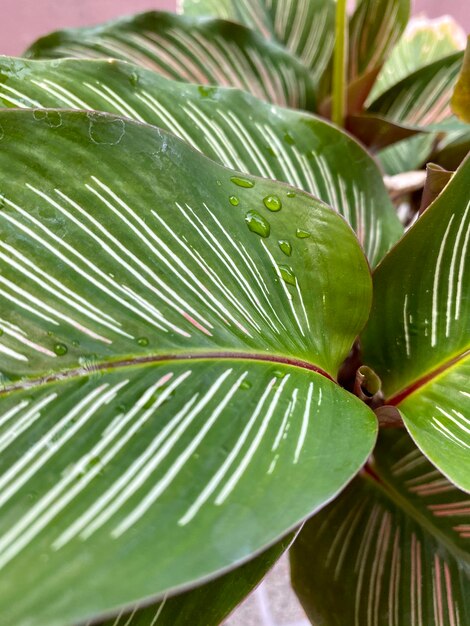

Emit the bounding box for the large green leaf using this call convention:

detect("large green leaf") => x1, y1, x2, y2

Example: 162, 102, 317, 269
181, 0, 336, 80
348, 0, 410, 82
369, 15, 466, 103
290, 430, 470, 626
96, 536, 292, 626
24, 11, 316, 110
0, 109, 376, 625
0, 57, 402, 267
452, 37, 470, 124
361, 154, 470, 491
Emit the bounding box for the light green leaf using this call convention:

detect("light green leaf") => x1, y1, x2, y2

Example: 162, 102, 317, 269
96, 535, 293, 626
451, 36, 470, 123
290, 430, 470, 626
370, 15, 466, 102
0, 56, 403, 266
348, 0, 410, 82
361, 154, 470, 491
181, 0, 336, 80
369, 52, 464, 174
24, 11, 316, 110
0, 109, 376, 626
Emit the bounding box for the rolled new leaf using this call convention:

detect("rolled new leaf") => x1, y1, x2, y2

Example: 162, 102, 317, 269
362, 153, 470, 491
291, 430, 470, 626
0, 110, 376, 626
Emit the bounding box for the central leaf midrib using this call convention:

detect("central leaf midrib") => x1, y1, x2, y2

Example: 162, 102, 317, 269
0, 350, 335, 396
386, 347, 470, 405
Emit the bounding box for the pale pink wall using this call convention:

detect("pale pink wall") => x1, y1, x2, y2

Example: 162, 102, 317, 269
1, 0, 469, 58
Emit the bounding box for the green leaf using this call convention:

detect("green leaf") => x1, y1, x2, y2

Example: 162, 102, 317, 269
0, 57, 403, 267
348, 0, 410, 82
0, 109, 376, 626
361, 154, 470, 491
96, 536, 293, 626
369, 52, 464, 174
451, 36, 470, 123
290, 430, 470, 626
370, 15, 466, 102
180, 0, 336, 80
24, 11, 317, 110
368, 52, 463, 129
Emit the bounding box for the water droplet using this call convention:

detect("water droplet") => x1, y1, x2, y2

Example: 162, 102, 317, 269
240, 380, 252, 390
278, 264, 296, 286
263, 195, 282, 212
231, 176, 254, 188
284, 133, 295, 145
54, 343, 68, 356
229, 195, 240, 206
273, 370, 285, 378
287, 191, 296, 198
216, 180, 222, 186
137, 336, 149, 347
88, 113, 125, 145
245, 211, 270, 238
278, 240, 292, 256
33, 109, 62, 128
296, 228, 311, 239
198, 85, 217, 98
129, 71, 139, 87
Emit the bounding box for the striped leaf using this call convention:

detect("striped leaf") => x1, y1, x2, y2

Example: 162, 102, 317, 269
24, 11, 316, 110
348, 0, 410, 82
95, 536, 293, 626
0, 109, 376, 626
290, 430, 470, 626
369, 15, 466, 103
181, 0, 336, 81
0, 57, 402, 267
369, 52, 464, 174
361, 154, 470, 491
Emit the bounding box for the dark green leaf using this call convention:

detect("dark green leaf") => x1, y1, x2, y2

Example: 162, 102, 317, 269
24, 11, 317, 110
0, 110, 376, 625
290, 430, 470, 626
0, 56, 403, 266
361, 154, 470, 490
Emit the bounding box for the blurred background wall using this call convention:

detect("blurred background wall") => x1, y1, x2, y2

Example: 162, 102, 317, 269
1, 0, 469, 57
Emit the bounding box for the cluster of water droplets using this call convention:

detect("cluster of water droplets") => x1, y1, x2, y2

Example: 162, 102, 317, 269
228, 176, 312, 289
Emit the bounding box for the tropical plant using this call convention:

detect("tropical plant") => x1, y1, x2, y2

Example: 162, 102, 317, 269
0, 1, 468, 625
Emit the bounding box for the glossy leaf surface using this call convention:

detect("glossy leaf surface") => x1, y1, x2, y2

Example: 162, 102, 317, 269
0, 110, 376, 626
348, 0, 410, 82
0, 57, 402, 266
181, 0, 336, 80
370, 15, 466, 102
362, 155, 470, 490
96, 536, 292, 626
24, 11, 316, 110
291, 430, 470, 626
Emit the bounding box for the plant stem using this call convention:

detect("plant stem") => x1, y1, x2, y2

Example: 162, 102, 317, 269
332, 0, 348, 127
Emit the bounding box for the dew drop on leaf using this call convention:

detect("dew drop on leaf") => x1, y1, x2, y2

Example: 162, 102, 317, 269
229, 195, 240, 206
273, 370, 285, 378
278, 240, 292, 256
296, 228, 311, 239
245, 211, 270, 237
231, 176, 255, 188
240, 380, 252, 390
263, 195, 282, 212
287, 191, 296, 198
54, 343, 68, 356
137, 337, 149, 347
129, 71, 139, 87
278, 264, 297, 286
